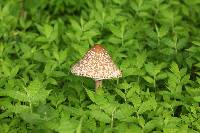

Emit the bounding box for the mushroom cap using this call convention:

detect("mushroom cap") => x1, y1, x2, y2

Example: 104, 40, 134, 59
71, 44, 122, 80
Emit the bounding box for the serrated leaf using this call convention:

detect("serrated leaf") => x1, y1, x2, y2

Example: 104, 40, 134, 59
125, 124, 142, 133
195, 63, 200, 68
0, 124, 9, 133
76, 117, 83, 133
192, 41, 200, 47
157, 25, 169, 38
70, 19, 81, 32
26, 79, 51, 104
10, 104, 30, 113
86, 89, 95, 102
144, 119, 163, 132
91, 110, 111, 123
193, 96, 200, 102
119, 82, 131, 90
143, 76, 154, 84
157, 73, 168, 80
36, 24, 53, 39
50, 71, 66, 77
127, 83, 140, 98
138, 98, 157, 114
0, 89, 28, 102
2, 64, 10, 77
115, 88, 126, 99
84, 20, 96, 31
163, 128, 178, 133
114, 104, 135, 120
20, 112, 43, 124
136, 52, 147, 68
59, 50, 67, 64
57, 113, 78, 133
181, 75, 190, 85
33, 51, 47, 62
123, 68, 138, 77
170, 62, 181, 79
186, 46, 199, 53
20, 43, 32, 58
10, 65, 19, 78
82, 30, 99, 40
110, 25, 122, 38
53, 50, 59, 61
48, 91, 65, 108
145, 63, 155, 77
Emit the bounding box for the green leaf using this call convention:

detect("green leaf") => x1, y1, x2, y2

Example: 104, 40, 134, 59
192, 41, 200, 47
119, 82, 131, 90
123, 68, 139, 77
144, 119, 163, 132
195, 63, 200, 68
56, 111, 78, 133
76, 117, 83, 133
10, 65, 19, 78
84, 20, 96, 31
59, 50, 67, 64
0, 124, 9, 133
143, 76, 154, 84
33, 51, 47, 62
20, 112, 43, 124
113, 0, 127, 5
138, 97, 157, 114
91, 110, 111, 123
156, 25, 169, 38
193, 96, 200, 102
126, 125, 142, 133
0, 89, 28, 102
86, 89, 95, 102
20, 43, 32, 58
2, 64, 10, 77
114, 104, 135, 120
145, 63, 156, 77
48, 90, 66, 108
136, 52, 147, 68
25, 79, 51, 104
157, 73, 168, 80
110, 25, 122, 38
81, 30, 99, 40
170, 62, 181, 79
163, 128, 178, 133
115, 88, 126, 99
50, 71, 66, 77
129, 94, 141, 109
70, 19, 81, 32
181, 75, 190, 85
10, 104, 30, 114
127, 83, 140, 98
36, 24, 53, 39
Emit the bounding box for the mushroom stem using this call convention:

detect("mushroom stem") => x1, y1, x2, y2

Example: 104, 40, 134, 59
95, 80, 102, 91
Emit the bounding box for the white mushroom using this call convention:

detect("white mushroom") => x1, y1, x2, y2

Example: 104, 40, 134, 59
71, 44, 122, 90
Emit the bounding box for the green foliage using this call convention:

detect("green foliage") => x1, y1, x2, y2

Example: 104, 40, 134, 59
0, 0, 200, 132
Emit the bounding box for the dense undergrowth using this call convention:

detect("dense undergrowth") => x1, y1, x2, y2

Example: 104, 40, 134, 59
0, 0, 200, 132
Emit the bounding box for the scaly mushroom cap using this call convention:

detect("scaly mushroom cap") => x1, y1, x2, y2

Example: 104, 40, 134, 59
71, 44, 122, 80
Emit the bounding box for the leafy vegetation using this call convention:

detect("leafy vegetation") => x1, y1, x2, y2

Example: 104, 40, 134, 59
0, 0, 200, 132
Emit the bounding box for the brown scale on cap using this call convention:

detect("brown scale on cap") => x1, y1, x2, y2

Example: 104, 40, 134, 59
71, 44, 122, 80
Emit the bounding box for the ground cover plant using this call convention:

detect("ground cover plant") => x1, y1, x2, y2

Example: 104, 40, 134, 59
0, 0, 200, 132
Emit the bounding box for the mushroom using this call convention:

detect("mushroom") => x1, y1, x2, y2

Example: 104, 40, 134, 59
71, 44, 122, 91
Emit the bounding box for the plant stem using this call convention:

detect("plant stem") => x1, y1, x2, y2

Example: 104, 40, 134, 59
111, 107, 116, 128
95, 80, 102, 91
23, 87, 32, 113
19, 0, 25, 18
153, 75, 156, 88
